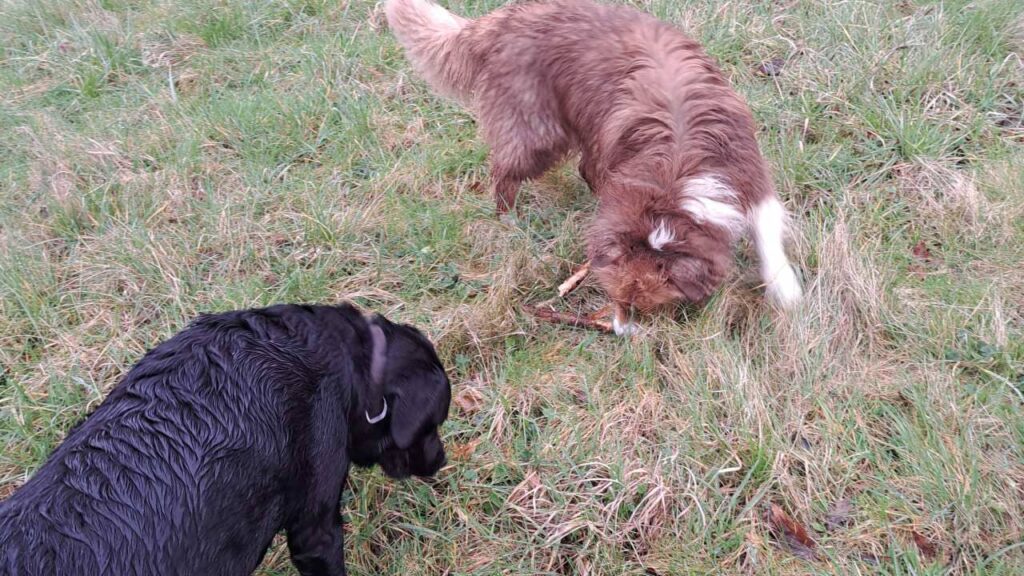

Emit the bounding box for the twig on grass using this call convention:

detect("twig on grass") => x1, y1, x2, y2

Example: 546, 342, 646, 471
523, 303, 613, 333
557, 261, 591, 297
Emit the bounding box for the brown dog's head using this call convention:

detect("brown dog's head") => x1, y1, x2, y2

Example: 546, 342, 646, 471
589, 194, 734, 333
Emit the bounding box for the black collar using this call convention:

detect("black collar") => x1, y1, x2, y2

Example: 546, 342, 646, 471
364, 322, 388, 424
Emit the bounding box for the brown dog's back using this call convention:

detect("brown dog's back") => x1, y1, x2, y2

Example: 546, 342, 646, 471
388, 0, 767, 196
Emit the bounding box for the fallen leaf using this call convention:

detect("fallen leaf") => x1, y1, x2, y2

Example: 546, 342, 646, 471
450, 438, 482, 461
756, 57, 786, 77
568, 385, 588, 405
911, 240, 933, 261
856, 551, 881, 565
912, 530, 937, 559
453, 387, 484, 414
791, 431, 813, 450
769, 504, 816, 547
825, 498, 854, 531
767, 503, 818, 560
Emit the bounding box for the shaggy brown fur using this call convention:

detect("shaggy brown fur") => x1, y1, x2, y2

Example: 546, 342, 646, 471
386, 0, 802, 333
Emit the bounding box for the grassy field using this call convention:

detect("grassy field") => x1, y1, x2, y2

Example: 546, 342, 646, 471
1, 0, 1023, 573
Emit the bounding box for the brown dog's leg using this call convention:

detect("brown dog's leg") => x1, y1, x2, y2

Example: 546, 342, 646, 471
489, 138, 568, 216
491, 169, 521, 216
491, 153, 571, 216
578, 158, 600, 192
480, 83, 569, 217
612, 302, 639, 337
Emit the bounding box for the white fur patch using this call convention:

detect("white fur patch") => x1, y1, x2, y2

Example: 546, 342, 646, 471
680, 175, 746, 238
425, 0, 461, 29
750, 198, 802, 308
613, 316, 640, 336
648, 219, 674, 251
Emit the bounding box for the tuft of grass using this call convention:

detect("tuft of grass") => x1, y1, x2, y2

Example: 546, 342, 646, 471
2, 0, 1023, 573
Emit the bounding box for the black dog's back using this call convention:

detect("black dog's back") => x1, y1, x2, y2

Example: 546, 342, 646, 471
0, 305, 367, 575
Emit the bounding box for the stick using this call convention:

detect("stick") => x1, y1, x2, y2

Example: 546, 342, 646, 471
522, 304, 613, 333
557, 261, 591, 297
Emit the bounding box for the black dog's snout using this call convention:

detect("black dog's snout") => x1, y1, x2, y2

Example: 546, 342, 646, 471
415, 453, 446, 479
407, 435, 447, 478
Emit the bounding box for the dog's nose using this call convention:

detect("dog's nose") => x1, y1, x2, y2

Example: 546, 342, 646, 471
414, 454, 447, 480
425, 451, 447, 475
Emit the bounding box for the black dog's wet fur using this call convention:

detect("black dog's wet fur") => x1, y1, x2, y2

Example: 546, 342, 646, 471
0, 304, 450, 576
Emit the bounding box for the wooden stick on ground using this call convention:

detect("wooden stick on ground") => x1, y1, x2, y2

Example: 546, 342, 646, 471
522, 304, 613, 333
557, 261, 591, 297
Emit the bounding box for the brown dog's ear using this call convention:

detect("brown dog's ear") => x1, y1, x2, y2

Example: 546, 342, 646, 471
588, 231, 623, 269
668, 255, 725, 304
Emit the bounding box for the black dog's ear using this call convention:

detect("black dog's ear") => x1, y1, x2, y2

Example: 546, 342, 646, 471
369, 318, 449, 450
388, 368, 446, 450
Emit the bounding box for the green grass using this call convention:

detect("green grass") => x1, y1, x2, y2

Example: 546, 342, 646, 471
2, 0, 1023, 573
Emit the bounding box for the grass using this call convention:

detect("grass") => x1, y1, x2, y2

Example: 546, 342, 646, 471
1, 0, 1023, 573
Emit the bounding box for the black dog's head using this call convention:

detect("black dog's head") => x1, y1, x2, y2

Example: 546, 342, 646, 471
349, 315, 450, 479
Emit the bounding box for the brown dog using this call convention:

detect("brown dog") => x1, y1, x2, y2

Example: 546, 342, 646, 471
386, 0, 802, 334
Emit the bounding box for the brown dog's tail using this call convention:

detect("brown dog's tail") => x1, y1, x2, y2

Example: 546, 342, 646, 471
385, 0, 476, 102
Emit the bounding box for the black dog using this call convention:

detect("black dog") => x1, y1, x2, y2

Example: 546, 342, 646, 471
0, 304, 450, 575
